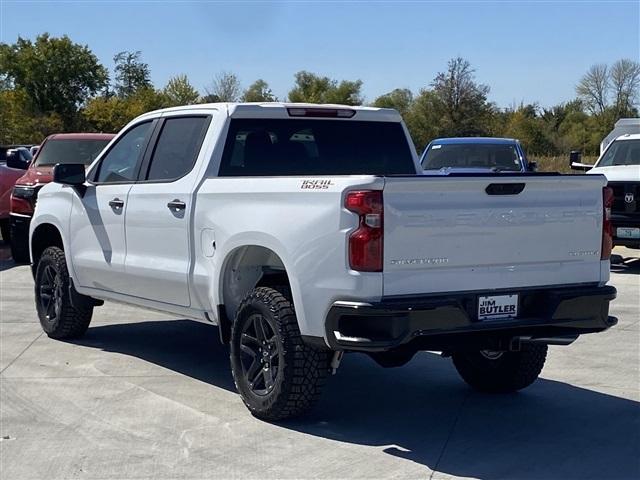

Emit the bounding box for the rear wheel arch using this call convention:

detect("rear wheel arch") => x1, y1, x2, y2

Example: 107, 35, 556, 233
218, 245, 294, 344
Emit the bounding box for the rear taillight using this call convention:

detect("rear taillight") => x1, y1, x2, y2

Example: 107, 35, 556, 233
345, 190, 383, 272
10, 186, 37, 216
601, 186, 613, 260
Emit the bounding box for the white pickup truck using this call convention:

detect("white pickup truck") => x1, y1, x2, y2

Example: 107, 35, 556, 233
29, 103, 617, 420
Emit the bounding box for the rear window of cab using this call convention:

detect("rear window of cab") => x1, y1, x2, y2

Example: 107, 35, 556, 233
219, 119, 416, 176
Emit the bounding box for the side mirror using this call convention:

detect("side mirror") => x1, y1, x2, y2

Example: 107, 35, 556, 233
569, 150, 594, 171
569, 150, 582, 165
6, 151, 29, 170
53, 163, 86, 186
528, 161, 538, 172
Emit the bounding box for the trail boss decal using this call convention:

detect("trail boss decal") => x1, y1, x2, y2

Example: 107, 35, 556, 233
477, 294, 519, 320
301, 179, 335, 190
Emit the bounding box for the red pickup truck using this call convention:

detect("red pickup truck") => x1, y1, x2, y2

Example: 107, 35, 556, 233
10, 133, 114, 262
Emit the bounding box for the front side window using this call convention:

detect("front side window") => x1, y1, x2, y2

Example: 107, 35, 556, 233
95, 122, 153, 183
145, 116, 210, 181
219, 119, 416, 176
597, 139, 640, 167
421, 143, 522, 171
35, 139, 110, 166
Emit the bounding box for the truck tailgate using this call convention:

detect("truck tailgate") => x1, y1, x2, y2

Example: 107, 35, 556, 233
383, 175, 607, 296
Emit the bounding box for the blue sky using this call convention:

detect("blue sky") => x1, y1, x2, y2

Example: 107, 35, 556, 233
1, 1, 638, 108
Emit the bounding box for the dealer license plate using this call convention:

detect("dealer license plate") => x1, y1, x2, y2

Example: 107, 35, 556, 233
617, 227, 640, 239
478, 294, 519, 320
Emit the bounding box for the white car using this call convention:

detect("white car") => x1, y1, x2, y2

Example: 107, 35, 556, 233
571, 133, 640, 249
29, 103, 617, 420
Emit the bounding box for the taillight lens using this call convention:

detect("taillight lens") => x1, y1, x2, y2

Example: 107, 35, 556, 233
601, 186, 613, 260
345, 190, 383, 272
10, 186, 37, 216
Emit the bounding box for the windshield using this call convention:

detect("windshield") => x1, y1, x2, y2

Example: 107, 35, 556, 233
35, 139, 111, 166
219, 119, 416, 176
421, 143, 523, 171
596, 139, 640, 167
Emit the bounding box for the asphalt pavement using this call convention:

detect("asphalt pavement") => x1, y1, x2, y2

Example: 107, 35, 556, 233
1, 241, 638, 480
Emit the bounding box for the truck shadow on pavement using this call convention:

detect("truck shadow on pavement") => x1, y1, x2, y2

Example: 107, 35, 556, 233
74, 319, 639, 480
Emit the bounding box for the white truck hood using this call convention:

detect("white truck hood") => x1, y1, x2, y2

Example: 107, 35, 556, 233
587, 165, 640, 182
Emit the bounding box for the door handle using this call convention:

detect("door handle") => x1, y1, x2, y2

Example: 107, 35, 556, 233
108, 198, 124, 209
167, 199, 186, 211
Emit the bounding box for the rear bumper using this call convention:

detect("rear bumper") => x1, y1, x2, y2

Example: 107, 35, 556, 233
325, 284, 617, 352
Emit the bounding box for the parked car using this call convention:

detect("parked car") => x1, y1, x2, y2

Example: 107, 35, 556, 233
10, 133, 114, 262
29, 103, 616, 420
420, 137, 536, 173
571, 132, 640, 249
0, 150, 31, 241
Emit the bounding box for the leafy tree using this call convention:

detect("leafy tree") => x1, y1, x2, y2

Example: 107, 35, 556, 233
576, 64, 609, 115
83, 87, 169, 133
113, 50, 152, 98
403, 89, 442, 151
163, 74, 200, 106
288, 71, 363, 105
372, 88, 414, 116
0, 33, 108, 128
430, 57, 493, 136
0, 88, 63, 144
242, 79, 276, 102
206, 71, 241, 102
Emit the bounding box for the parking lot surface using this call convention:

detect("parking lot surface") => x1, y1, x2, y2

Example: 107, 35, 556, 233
1, 243, 638, 480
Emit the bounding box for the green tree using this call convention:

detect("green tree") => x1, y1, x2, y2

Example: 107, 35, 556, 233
0, 33, 108, 128
113, 50, 152, 98
83, 87, 169, 133
288, 71, 363, 105
372, 88, 414, 116
0, 88, 63, 144
163, 74, 200, 106
430, 57, 493, 136
242, 79, 276, 102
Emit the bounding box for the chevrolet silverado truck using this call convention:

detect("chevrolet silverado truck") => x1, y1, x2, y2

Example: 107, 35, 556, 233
29, 103, 617, 420
571, 133, 640, 249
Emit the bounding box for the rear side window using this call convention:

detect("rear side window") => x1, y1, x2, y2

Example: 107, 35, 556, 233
145, 116, 210, 181
219, 119, 416, 176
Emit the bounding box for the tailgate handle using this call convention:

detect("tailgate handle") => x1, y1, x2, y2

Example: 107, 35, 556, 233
485, 183, 525, 195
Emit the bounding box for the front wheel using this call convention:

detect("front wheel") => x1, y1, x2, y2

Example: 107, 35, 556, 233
35, 246, 93, 339
230, 287, 331, 421
452, 344, 548, 393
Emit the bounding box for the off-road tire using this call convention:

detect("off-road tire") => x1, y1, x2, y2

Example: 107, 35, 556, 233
452, 344, 548, 393
35, 246, 93, 339
230, 287, 331, 421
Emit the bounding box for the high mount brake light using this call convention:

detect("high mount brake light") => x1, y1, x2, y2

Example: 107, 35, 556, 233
287, 108, 356, 118
345, 190, 383, 272
601, 186, 613, 260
